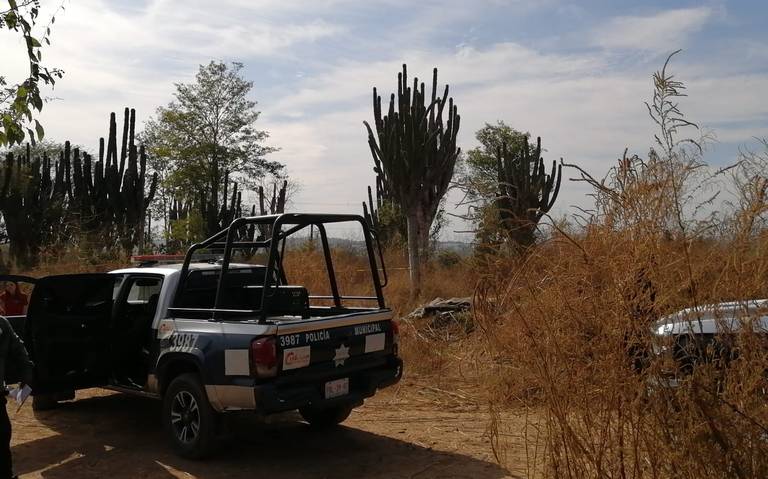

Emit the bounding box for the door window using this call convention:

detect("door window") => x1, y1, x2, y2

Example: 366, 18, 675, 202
126, 277, 162, 304
120, 276, 163, 329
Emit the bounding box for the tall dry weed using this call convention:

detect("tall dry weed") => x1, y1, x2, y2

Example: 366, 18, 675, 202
477, 53, 768, 478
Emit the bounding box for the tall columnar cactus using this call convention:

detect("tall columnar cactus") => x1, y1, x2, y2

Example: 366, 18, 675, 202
362, 183, 406, 246
258, 180, 287, 216
0, 145, 70, 267
0, 108, 158, 264
362, 185, 380, 234
495, 136, 562, 249
364, 64, 460, 294
254, 179, 287, 240
169, 198, 190, 223
216, 173, 244, 229
68, 108, 158, 252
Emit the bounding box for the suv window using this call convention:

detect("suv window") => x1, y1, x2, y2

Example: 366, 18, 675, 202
126, 277, 162, 304
112, 274, 126, 300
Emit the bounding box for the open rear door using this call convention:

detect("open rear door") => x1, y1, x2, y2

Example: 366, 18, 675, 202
26, 274, 116, 394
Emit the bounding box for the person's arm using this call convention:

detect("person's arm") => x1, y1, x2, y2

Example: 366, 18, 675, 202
3, 318, 34, 386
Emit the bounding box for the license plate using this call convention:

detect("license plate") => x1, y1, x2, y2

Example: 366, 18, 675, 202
324, 378, 349, 399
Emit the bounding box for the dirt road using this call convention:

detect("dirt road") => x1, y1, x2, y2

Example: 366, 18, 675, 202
8, 379, 522, 478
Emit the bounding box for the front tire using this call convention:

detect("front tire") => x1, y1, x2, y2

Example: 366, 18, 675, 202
299, 404, 354, 428
162, 373, 218, 459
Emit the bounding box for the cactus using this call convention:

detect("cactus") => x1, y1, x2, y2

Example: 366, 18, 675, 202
362, 183, 406, 246
258, 179, 287, 216
169, 197, 190, 223
67, 108, 158, 252
254, 179, 287, 240
193, 172, 245, 236
0, 108, 158, 264
495, 136, 562, 249
364, 64, 460, 293
0, 145, 69, 267
362, 185, 379, 234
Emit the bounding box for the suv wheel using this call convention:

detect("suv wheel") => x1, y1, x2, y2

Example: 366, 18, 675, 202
299, 404, 354, 428
162, 373, 218, 459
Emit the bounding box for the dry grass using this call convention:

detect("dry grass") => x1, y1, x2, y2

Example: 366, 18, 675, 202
475, 225, 768, 478
282, 246, 480, 379
465, 54, 768, 478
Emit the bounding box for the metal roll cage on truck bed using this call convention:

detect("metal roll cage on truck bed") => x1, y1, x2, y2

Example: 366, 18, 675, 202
6, 213, 402, 459
171, 213, 389, 321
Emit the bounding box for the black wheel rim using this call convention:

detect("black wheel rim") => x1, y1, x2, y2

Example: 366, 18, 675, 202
170, 390, 200, 444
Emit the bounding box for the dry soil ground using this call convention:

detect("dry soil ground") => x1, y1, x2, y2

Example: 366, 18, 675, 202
7, 377, 529, 479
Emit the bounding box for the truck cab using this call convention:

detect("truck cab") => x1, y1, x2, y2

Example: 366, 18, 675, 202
7, 213, 402, 458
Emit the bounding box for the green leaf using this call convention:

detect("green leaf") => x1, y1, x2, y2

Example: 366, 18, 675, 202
4, 12, 17, 28
29, 36, 41, 48
34, 119, 44, 141
27, 128, 36, 146
32, 94, 43, 111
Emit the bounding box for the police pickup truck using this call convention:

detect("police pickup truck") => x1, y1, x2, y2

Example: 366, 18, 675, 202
4, 214, 402, 458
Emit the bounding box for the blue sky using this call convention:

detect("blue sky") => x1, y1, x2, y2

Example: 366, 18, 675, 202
2, 0, 767, 239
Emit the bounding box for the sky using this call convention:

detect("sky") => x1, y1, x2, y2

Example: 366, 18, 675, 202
1, 0, 767, 240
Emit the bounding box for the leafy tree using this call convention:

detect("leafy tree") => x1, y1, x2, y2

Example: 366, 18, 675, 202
460, 122, 529, 200
0, 0, 64, 146
456, 121, 530, 245
143, 61, 282, 238
456, 121, 562, 251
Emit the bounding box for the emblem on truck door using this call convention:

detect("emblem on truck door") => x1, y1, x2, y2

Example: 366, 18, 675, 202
334, 344, 350, 367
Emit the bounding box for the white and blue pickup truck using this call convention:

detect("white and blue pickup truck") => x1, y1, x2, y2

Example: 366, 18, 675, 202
652, 299, 768, 381
3, 214, 402, 458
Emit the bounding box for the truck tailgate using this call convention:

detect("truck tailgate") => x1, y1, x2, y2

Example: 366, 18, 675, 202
274, 311, 395, 378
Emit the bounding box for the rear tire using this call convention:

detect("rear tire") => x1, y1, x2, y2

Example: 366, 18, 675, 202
162, 373, 218, 459
299, 404, 353, 428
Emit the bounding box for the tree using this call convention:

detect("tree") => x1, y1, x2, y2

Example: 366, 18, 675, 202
456, 121, 562, 251
460, 122, 529, 201
0, 0, 64, 146
143, 61, 282, 239
364, 65, 460, 295
455, 121, 530, 245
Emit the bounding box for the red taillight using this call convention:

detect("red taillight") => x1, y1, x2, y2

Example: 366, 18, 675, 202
250, 337, 277, 377
391, 320, 400, 356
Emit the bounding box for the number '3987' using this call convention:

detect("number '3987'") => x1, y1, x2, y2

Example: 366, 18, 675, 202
279, 334, 301, 347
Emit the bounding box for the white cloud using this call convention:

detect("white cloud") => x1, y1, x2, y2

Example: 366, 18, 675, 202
262, 40, 768, 238
591, 7, 713, 51
0, 0, 347, 148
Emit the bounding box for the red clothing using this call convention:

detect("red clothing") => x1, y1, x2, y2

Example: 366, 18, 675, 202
0, 292, 27, 316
